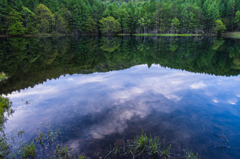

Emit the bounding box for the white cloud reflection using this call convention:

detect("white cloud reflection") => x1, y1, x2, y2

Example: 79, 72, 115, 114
5, 65, 240, 140
190, 81, 207, 89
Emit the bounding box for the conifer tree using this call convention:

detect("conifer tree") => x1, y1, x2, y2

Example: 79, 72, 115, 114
235, 10, 240, 30
7, 9, 25, 35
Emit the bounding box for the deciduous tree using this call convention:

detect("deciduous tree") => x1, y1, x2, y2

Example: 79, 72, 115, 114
99, 16, 120, 34
34, 4, 54, 34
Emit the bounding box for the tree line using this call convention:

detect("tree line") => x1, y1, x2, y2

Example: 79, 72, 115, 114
0, 0, 240, 35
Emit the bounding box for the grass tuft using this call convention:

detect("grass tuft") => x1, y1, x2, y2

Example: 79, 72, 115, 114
107, 130, 173, 158
21, 142, 36, 158
78, 154, 87, 159
184, 149, 201, 159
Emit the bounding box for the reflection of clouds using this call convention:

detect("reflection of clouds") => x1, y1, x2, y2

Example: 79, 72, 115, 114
89, 101, 149, 139
111, 87, 144, 103
190, 81, 206, 89
68, 78, 74, 81
228, 99, 238, 105
75, 75, 107, 85
140, 76, 184, 101
5, 65, 240, 140
9, 85, 58, 98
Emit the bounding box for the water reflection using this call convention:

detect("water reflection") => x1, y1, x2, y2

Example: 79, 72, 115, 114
1, 37, 240, 158
1, 36, 240, 95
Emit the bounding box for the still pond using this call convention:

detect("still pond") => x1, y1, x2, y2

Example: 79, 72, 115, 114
1, 36, 240, 158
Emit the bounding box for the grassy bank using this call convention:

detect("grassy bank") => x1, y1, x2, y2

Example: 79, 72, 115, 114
118, 33, 202, 36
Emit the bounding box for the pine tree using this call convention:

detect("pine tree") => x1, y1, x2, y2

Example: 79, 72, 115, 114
48, 0, 59, 13
7, 9, 25, 35
170, 17, 180, 33
0, 0, 8, 34
235, 10, 240, 30
21, 6, 37, 34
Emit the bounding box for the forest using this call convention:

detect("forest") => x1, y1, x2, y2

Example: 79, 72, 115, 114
0, 0, 240, 35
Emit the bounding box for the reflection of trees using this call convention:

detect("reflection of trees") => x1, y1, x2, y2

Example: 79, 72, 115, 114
1, 36, 240, 94
40, 42, 58, 65
100, 37, 120, 53
212, 39, 224, 50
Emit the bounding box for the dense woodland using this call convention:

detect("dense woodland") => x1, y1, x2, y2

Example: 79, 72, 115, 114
1, 36, 240, 94
0, 0, 240, 35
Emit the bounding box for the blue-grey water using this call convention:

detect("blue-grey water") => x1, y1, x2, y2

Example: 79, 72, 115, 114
1, 36, 240, 158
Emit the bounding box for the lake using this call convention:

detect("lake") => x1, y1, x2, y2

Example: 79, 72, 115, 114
0, 36, 240, 158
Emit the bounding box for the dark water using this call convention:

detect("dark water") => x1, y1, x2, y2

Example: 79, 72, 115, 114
1, 36, 240, 158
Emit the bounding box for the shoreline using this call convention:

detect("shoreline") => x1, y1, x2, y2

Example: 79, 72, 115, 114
221, 32, 240, 38
0, 33, 99, 38
1, 32, 240, 38
121, 33, 204, 36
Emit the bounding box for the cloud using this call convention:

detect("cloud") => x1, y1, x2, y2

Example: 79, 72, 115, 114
228, 99, 237, 105
9, 85, 58, 99
67, 78, 74, 81
5, 64, 240, 142
190, 82, 207, 89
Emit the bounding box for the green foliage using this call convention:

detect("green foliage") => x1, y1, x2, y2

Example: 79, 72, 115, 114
34, 4, 54, 34
137, 14, 151, 33
54, 12, 67, 33
21, 6, 37, 34
0, 0, 240, 35
99, 16, 120, 34
235, 11, 240, 30
85, 17, 97, 33
21, 142, 36, 158
214, 20, 226, 33
171, 17, 180, 33
0, 95, 10, 125
7, 9, 25, 35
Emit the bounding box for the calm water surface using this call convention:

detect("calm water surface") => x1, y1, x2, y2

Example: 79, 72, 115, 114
1, 36, 240, 158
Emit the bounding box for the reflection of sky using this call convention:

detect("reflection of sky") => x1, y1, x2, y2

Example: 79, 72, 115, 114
4, 64, 240, 158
